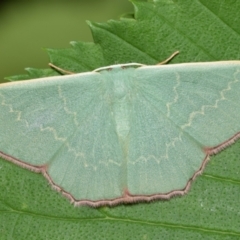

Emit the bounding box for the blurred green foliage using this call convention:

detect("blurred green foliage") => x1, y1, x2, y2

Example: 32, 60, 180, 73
0, 0, 132, 83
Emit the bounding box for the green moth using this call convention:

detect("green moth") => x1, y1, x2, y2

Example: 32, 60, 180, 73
0, 60, 240, 207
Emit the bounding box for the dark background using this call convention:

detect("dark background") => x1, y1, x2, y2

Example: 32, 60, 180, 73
0, 0, 132, 83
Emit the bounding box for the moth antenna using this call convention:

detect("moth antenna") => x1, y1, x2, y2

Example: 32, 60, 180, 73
157, 51, 180, 65
49, 63, 75, 75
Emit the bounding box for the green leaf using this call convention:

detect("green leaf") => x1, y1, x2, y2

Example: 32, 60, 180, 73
1, 0, 240, 239
6, 68, 59, 81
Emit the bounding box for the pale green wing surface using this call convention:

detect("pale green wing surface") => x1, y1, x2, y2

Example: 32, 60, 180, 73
0, 73, 124, 202
1, 61, 240, 206
127, 62, 240, 196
